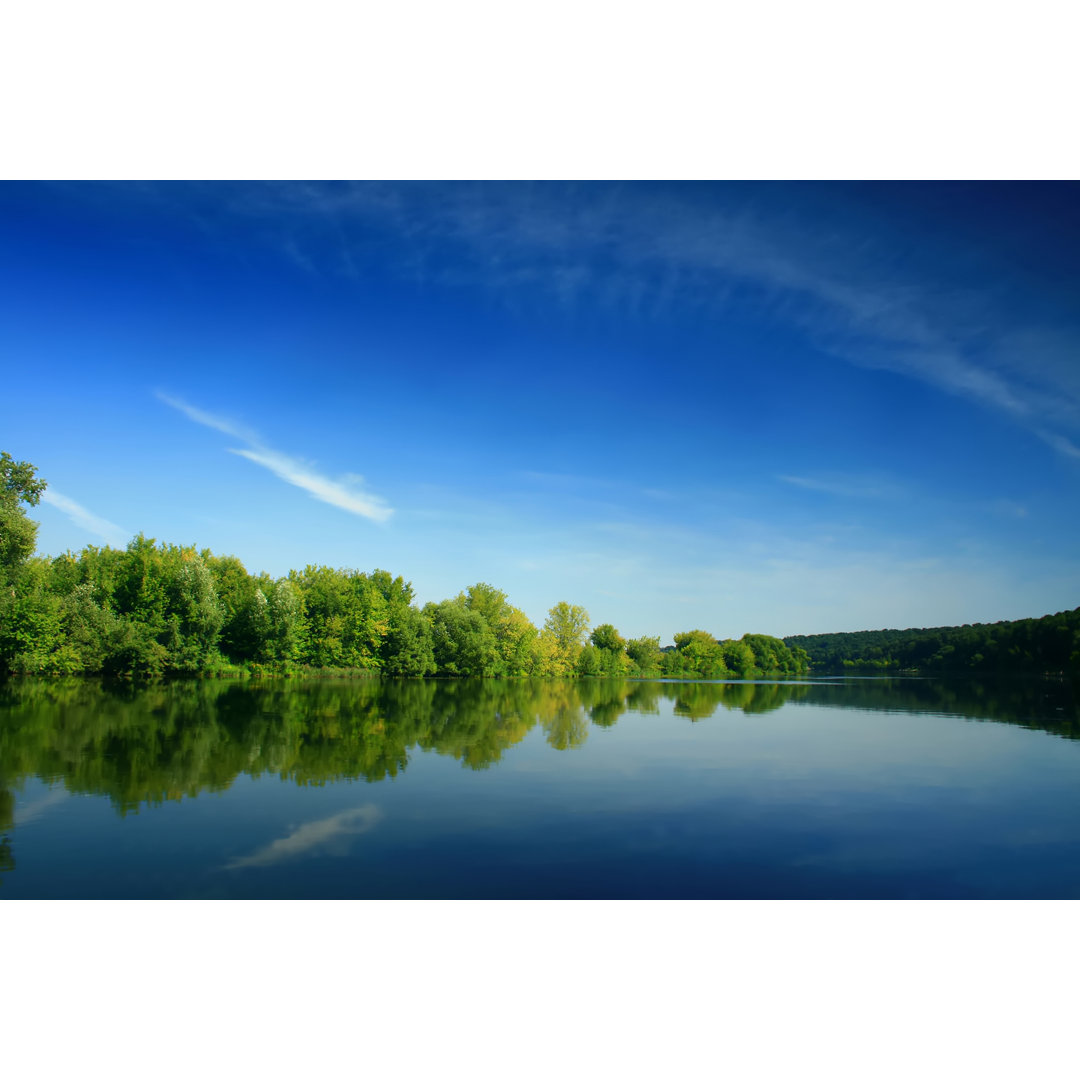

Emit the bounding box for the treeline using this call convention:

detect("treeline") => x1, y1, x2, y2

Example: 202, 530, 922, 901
0, 454, 806, 680
785, 608, 1080, 675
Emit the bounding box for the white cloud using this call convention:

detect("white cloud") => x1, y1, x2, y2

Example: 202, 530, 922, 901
230, 447, 392, 522
158, 392, 393, 523
154, 391, 255, 441
40, 489, 128, 546
14, 786, 69, 826
224, 805, 383, 870
777, 474, 905, 500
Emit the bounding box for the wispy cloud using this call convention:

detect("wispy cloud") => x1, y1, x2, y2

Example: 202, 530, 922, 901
157, 391, 392, 523
224, 804, 382, 870
220, 182, 1080, 463
117, 183, 1080, 464
989, 499, 1029, 519
40, 490, 128, 546
777, 474, 905, 500
1036, 430, 1080, 460
229, 447, 392, 520
14, 786, 69, 826
155, 392, 256, 441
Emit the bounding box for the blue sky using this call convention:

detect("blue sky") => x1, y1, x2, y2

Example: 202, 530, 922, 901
3, 181, 1078, 641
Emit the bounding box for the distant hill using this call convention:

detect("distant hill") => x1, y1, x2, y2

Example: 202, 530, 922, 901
785, 607, 1080, 675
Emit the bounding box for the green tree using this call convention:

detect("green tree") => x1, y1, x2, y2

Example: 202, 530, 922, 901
0, 558, 71, 674
289, 566, 389, 670
670, 630, 728, 678
544, 602, 590, 672
494, 605, 539, 675
588, 623, 630, 676
458, 583, 540, 676
739, 633, 802, 675
1, 452, 45, 561
462, 582, 508, 626
253, 578, 304, 666
425, 599, 500, 677
590, 623, 623, 651
369, 570, 435, 676
575, 643, 604, 676
1, 452, 45, 574
205, 553, 260, 661
719, 639, 755, 677
1, 456, 51, 674
381, 603, 436, 676
165, 551, 225, 670
626, 635, 663, 677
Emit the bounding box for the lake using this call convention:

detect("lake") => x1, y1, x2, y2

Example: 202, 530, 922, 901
2, 675, 1079, 899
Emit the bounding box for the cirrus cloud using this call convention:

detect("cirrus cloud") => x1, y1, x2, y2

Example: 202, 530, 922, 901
40, 489, 128, 546
157, 391, 392, 523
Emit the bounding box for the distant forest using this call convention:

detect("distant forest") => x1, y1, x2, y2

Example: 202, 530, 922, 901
785, 609, 1080, 675
1, 454, 806, 680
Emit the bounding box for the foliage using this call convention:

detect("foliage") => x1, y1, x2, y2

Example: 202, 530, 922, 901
786, 610, 1080, 675
626, 635, 664, 677
425, 598, 501, 677
668, 629, 728, 678
586, 623, 631, 677
543, 602, 590, 673
1, 453, 45, 573
1, 454, 50, 675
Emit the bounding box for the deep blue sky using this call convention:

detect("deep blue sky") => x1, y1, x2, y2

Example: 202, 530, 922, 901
3, 181, 1078, 640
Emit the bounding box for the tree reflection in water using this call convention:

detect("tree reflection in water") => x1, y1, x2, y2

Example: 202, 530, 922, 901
0, 788, 14, 882
0, 675, 1075, 829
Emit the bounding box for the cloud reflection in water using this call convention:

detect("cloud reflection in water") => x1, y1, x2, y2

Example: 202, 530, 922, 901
225, 804, 383, 870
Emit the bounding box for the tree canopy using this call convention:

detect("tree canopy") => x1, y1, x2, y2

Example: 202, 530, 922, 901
0, 453, 45, 573
786, 613, 1079, 675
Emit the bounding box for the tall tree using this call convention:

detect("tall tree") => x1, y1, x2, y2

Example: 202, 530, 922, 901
544, 601, 590, 673
0, 452, 45, 574
1, 455, 48, 674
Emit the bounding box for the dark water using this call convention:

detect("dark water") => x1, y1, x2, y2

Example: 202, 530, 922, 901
2, 675, 1079, 898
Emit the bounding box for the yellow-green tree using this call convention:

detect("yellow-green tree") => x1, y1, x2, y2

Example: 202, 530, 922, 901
543, 601, 590, 673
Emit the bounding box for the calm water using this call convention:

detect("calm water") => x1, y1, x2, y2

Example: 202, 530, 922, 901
2, 675, 1079, 899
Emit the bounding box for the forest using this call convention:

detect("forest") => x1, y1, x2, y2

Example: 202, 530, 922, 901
785, 608, 1080, 675
0, 453, 806, 680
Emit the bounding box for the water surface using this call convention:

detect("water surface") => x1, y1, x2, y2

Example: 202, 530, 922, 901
2, 676, 1078, 898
